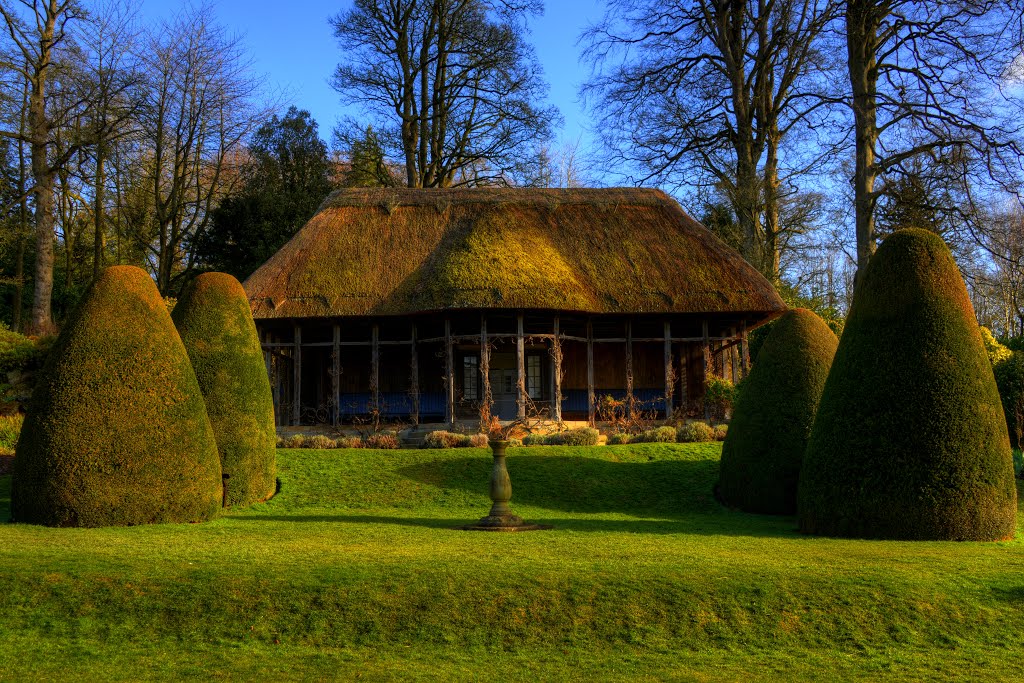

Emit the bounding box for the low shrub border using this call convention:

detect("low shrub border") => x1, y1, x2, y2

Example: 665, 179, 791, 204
275, 424, 729, 450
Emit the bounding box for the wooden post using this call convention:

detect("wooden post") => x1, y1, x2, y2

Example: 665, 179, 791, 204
587, 319, 595, 426
480, 315, 491, 423
702, 320, 711, 421
625, 320, 634, 419
445, 319, 455, 427
664, 320, 673, 419
552, 316, 562, 422
730, 326, 739, 383
332, 324, 341, 426
410, 322, 419, 425
292, 324, 302, 426
740, 321, 750, 379
266, 332, 279, 427
679, 342, 688, 411
262, 330, 271, 377
371, 323, 380, 415
516, 313, 526, 420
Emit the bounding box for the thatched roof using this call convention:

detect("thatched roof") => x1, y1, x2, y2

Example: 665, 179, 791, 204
243, 187, 785, 319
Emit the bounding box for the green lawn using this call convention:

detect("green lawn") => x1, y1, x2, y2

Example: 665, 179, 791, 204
2, 443, 1023, 681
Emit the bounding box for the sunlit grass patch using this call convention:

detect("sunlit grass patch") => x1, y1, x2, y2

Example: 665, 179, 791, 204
0, 443, 1022, 680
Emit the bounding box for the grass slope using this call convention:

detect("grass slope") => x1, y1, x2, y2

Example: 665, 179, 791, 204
1, 444, 1023, 681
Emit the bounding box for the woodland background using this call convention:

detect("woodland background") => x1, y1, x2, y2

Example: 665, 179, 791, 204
2, 0, 1023, 339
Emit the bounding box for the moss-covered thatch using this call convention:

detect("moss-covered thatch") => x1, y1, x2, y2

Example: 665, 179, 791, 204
11, 266, 222, 527
717, 308, 838, 514
173, 272, 276, 506
799, 229, 1016, 540
243, 188, 786, 318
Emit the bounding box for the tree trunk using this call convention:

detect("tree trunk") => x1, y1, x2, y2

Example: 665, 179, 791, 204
395, 17, 419, 188
13, 217, 26, 333
60, 168, 74, 295
847, 0, 880, 287
28, 166, 56, 337
763, 124, 782, 282
93, 145, 106, 279
14, 103, 28, 333
26, 75, 56, 337
15, 1, 65, 337
734, 150, 763, 270
718, 0, 763, 272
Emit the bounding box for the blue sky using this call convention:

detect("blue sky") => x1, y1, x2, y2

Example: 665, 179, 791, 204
139, 1, 606, 152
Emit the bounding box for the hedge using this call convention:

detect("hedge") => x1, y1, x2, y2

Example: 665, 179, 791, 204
798, 229, 1016, 540
12, 266, 222, 527
173, 272, 276, 507
718, 309, 838, 514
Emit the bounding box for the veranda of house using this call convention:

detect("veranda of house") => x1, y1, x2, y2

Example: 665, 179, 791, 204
259, 311, 755, 428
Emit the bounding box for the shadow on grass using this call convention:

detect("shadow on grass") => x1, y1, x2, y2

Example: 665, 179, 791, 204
227, 453, 803, 538
398, 455, 723, 518
0, 475, 9, 523
991, 585, 1024, 604
228, 512, 799, 537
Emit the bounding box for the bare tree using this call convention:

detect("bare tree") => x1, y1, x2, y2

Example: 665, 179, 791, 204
844, 0, 1024, 284
583, 0, 840, 281
330, 0, 559, 188
75, 0, 142, 280
975, 205, 1024, 337
139, 6, 266, 294
0, 0, 86, 335
521, 137, 593, 188
0, 74, 32, 330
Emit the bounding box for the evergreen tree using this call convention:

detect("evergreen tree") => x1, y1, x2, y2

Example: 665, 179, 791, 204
340, 126, 398, 188
799, 229, 1017, 540
718, 308, 838, 514
173, 272, 277, 507
196, 107, 335, 280
12, 266, 222, 527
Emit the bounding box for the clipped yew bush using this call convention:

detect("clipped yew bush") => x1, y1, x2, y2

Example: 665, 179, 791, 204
799, 229, 1017, 540
717, 309, 838, 514
12, 266, 222, 527
173, 272, 276, 507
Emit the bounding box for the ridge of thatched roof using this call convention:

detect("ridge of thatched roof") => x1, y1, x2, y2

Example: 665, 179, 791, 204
243, 187, 786, 319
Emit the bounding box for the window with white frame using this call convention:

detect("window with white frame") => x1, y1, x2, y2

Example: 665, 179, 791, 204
463, 356, 478, 400
527, 355, 541, 399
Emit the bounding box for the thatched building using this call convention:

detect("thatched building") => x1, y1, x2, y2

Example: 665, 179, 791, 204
243, 188, 786, 426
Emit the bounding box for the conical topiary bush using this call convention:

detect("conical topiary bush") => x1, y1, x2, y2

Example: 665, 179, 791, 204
717, 308, 838, 514
173, 272, 276, 507
11, 266, 222, 527
799, 229, 1017, 540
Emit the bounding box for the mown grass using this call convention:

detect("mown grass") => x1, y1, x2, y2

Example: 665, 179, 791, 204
1, 443, 1023, 681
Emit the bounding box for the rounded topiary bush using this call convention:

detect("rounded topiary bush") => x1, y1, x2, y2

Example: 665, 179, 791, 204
173, 272, 276, 507
676, 421, 714, 443
12, 266, 222, 527
717, 308, 838, 514
799, 229, 1017, 540
552, 427, 600, 446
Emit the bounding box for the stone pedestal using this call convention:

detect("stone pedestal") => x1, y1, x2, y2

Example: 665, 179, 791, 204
457, 440, 552, 532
